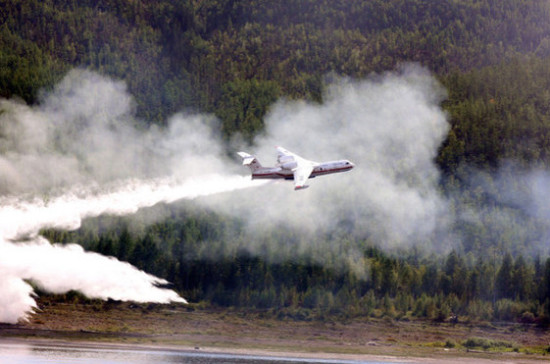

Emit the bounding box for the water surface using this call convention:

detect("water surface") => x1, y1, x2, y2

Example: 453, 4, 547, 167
0, 341, 405, 364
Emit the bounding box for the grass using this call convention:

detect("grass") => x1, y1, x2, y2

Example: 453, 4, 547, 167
462, 337, 516, 351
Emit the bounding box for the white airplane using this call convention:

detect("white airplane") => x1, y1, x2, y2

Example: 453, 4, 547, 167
237, 146, 354, 190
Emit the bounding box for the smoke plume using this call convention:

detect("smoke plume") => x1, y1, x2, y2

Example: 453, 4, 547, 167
0, 70, 265, 323
205, 65, 451, 259
451, 164, 550, 256
0, 65, 457, 323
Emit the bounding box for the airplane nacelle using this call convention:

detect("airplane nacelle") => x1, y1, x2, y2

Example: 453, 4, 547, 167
278, 155, 294, 164
280, 161, 298, 170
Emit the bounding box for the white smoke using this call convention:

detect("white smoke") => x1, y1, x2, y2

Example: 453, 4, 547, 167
0, 70, 239, 195
206, 65, 451, 257
451, 163, 550, 256
155, 64, 454, 280
0, 70, 266, 324
0, 65, 455, 323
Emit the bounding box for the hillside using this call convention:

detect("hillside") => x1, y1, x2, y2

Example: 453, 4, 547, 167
3, 0, 550, 325
2, 0, 550, 133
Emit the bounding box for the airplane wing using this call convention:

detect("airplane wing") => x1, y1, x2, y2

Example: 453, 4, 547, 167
293, 163, 314, 190
276, 147, 315, 190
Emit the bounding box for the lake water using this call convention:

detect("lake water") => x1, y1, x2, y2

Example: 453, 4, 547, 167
0, 341, 405, 364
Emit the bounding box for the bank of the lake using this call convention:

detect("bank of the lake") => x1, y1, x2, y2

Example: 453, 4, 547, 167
1, 298, 549, 363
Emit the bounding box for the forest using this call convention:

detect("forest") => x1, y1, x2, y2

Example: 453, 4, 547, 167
4, 0, 550, 324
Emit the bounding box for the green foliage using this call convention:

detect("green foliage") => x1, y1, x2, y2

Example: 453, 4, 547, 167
440, 57, 550, 171
0, 24, 64, 102
8, 0, 550, 321
216, 79, 279, 141
463, 337, 515, 350
42, 203, 550, 323
445, 339, 456, 348
494, 299, 530, 321
3, 0, 550, 128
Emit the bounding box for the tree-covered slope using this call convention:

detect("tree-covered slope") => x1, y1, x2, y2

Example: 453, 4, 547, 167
5, 0, 550, 322
2, 0, 550, 133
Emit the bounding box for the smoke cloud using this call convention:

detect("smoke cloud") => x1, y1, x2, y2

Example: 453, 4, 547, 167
0, 64, 471, 323
0, 70, 236, 194
0, 69, 266, 323
205, 65, 451, 257
450, 164, 550, 256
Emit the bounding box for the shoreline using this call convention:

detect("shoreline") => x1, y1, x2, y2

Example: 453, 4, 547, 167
0, 336, 529, 364
1, 300, 548, 363
0, 337, 409, 363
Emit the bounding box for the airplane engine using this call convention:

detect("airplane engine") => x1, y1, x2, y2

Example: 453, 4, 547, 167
280, 161, 298, 170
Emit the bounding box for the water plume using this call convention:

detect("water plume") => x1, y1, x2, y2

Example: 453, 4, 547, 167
0, 176, 266, 241
0, 175, 267, 324
0, 70, 267, 323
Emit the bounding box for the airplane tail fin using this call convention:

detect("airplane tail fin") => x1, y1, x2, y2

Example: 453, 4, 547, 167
237, 152, 264, 172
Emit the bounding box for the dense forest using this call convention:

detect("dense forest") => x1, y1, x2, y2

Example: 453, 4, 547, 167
5, 0, 550, 324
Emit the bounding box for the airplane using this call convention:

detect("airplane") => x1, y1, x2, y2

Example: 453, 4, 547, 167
237, 146, 354, 190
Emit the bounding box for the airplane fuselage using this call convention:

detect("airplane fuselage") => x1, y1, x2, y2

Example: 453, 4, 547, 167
251, 160, 354, 180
